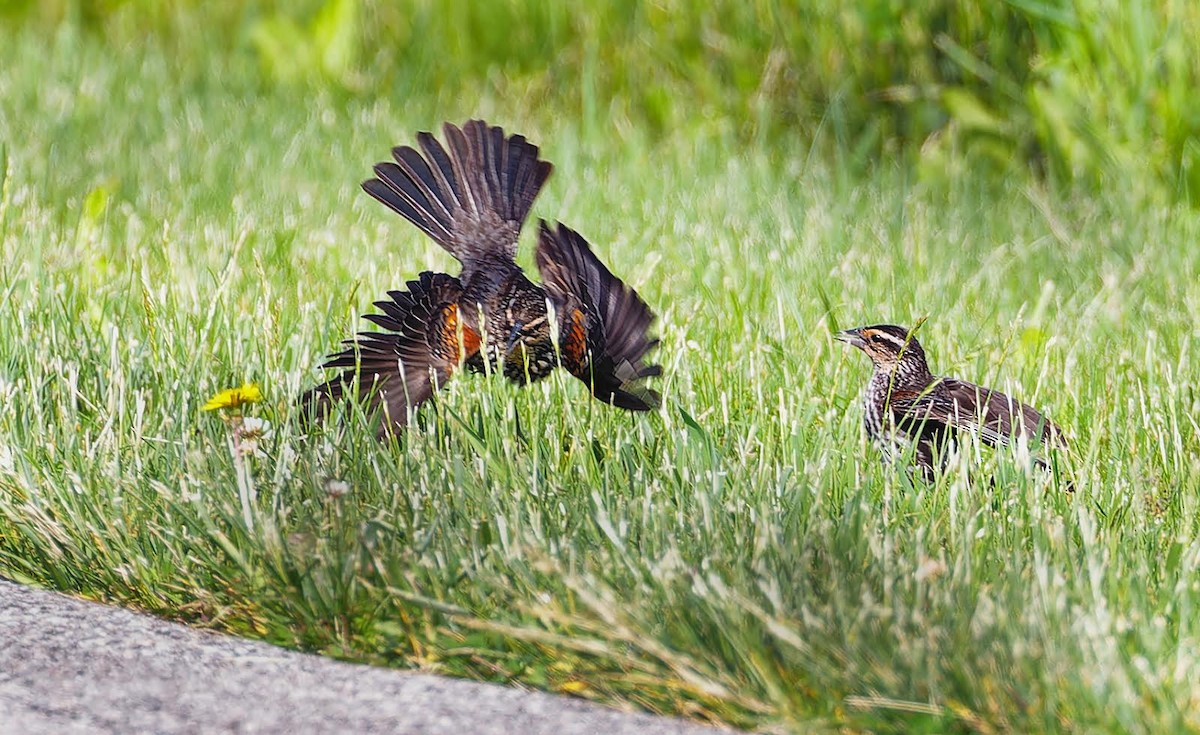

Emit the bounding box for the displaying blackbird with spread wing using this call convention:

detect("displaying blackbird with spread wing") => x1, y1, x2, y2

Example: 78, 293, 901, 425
836, 324, 1066, 480
302, 120, 662, 435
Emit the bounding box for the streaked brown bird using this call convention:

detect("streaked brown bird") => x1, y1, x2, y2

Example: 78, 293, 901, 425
836, 324, 1066, 480
302, 120, 662, 436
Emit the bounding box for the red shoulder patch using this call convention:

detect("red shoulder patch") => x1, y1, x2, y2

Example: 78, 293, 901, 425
434, 303, 482, 369
561, 308, 588, 373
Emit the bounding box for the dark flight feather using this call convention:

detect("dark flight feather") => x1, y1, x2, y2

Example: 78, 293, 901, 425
535, 220, 661, 410
301, 272, 471, 437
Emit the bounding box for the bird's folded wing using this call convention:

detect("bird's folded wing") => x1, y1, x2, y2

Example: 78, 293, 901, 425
890, 378, 1064, 448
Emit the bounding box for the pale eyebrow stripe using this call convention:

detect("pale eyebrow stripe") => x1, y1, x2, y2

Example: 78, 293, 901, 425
867, 330, 906, 348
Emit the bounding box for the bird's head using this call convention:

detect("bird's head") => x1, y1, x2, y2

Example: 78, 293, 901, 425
836, 324, 929, 372
503, 311, 553, 355
500, 297, 557, 382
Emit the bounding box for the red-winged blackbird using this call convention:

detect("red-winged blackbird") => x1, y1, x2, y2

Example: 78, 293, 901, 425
836, 324, 1066, 480
302, 120, 662, 435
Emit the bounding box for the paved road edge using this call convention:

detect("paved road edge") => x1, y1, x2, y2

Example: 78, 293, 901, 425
0, 579, 727, 735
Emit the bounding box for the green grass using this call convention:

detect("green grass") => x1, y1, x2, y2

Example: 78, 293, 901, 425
4, 21, 1200, 735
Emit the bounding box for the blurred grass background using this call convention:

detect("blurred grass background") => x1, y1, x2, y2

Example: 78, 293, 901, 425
5, 0, 1199, 202
3, 2, 1200, 733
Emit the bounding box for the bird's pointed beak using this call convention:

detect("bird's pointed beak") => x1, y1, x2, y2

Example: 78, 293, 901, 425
505, 322, 524, 354
835, 328, 866, 349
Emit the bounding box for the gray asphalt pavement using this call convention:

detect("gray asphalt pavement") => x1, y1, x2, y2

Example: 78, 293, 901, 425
0, 579, 726, 734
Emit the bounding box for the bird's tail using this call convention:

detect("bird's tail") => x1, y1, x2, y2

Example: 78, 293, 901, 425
363, 120, 553, 265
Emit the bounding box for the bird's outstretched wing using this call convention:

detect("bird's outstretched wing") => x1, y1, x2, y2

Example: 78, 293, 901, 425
301, 271, 481, 436
534, 220, 662, 411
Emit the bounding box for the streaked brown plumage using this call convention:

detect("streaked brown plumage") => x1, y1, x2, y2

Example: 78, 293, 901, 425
836, 324, 1066, 480
302, 120, 661, 435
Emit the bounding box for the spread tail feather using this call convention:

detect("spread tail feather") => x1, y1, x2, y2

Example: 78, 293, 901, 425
363, 120, 553, 265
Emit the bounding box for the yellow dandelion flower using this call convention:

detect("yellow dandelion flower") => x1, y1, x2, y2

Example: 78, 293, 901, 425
558, 680, 590, 695
202, 382, 263, 411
